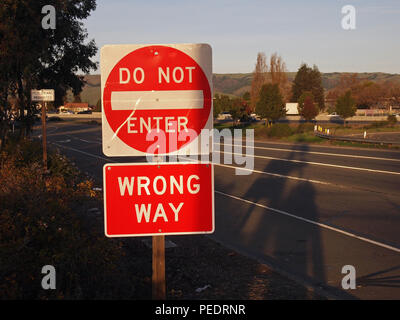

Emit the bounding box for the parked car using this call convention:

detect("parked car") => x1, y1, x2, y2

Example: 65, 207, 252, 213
327, 112, 339, 117
77, 110, 92, 114
217, 112, 232, 120
250, 113, 261, 121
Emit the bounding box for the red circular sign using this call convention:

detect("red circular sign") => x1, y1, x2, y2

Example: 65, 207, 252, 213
103, 45, 212, 154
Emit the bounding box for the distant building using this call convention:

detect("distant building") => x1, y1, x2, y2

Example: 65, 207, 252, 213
60, 102, 89, 113
285, 103, 299, 115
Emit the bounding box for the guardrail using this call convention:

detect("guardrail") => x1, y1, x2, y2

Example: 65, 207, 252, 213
315, 131, 400, 147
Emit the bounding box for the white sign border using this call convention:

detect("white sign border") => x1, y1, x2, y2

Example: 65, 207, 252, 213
100, 43, 213, 157
103, 161, 215, 238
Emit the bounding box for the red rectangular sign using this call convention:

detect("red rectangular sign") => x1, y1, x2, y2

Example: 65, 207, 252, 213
103, 162, 214, 237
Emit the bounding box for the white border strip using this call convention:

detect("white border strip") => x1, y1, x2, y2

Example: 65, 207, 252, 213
103, 161, 215, 237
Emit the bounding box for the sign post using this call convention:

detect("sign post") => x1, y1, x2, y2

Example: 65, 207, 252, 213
152, 235, 166, 300
101, 44, 213, 300
152, 156, 165, 300
103, 162, 214, 299
42, 101, 48, 170
31, 89, 54, 171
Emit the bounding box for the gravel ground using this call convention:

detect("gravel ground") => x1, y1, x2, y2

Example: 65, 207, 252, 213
84, 198, 325, 300
164, 235, 326, 300
113, 227, 326, 300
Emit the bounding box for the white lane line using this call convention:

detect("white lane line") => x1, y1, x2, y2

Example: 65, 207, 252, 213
215, 163, 332, 186
249, 138, 400, 153
216, 143, 400, 162
215, 162, 400, 197
215, 190, 400, 254
51, 142, 117, 163
62, 134, 101, 144
51, 143, 327, 186
53, 144, 330, 187
218, 151, 400, 176
50, 142, 400, 253
74, 137, 94, 144
52, 137, 400, 176
176, 156, 331, 186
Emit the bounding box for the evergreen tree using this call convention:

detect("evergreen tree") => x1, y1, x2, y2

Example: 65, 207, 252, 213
0, 0, 97, 139
214, 93, 232, 118
335, 90, 357, 123
256, 83, 285, 124
291, 63, 325, 110
242, 91, 250, 104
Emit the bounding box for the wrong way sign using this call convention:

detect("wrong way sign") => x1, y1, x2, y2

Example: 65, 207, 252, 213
101, 43, 213, 156
103, 162, 214, 237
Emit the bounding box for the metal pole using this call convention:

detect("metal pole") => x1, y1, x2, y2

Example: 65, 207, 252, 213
42, 101, 47, 171
152, 235, 166, 299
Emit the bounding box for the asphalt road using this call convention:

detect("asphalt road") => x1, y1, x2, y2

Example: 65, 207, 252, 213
34, 120, 400, 299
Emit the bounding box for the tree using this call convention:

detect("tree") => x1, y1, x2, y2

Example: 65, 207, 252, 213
298, 92, 319, 121
335, 91, 356, 124
0, 0, 98, 142
268, 52, 290, 102
352, 81, 385, 108
387, 114, 397, 125
250, 52, 268, 112
229, 98, 245, 125
327, 74, 391, 109
390, 84, 400, 106
291, 63, 325, 110
213, 93, 232, 118
95, 98, 102, 112
73, 95, 82, 103
242, 91, 250, 104
255, 83, 285, 124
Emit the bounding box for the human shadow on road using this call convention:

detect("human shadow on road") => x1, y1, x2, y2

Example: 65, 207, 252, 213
357, 265, 400, 288
214, 143, 356, 299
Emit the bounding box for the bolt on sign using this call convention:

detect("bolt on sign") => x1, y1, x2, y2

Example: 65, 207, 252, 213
103, 162, 214, 237
100, 43, 213, 156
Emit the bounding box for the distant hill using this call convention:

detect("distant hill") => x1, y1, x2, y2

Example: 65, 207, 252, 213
71, 72, 400, 106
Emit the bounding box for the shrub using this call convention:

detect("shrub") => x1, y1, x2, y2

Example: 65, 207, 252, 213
266, 123, 293, 138
335, 91, 356, 120
295, 123, 315, 134
365, 121, 389, 129
387, 114, 397, 125
0, 140, 129, 299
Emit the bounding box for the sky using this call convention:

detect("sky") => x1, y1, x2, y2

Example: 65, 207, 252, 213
83, 0, 400, 74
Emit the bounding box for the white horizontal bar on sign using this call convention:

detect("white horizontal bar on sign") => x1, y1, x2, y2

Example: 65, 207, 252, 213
111, 90, 204, 110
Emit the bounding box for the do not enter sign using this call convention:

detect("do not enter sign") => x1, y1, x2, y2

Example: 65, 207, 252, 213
101, 44, 213, 156
103, 162, 214, 237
